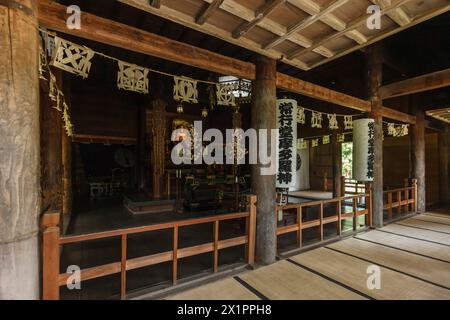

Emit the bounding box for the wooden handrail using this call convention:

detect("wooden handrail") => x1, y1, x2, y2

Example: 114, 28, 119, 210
42, 195, 257, 300
383, 179, 418, 219
276, 192, 372, 250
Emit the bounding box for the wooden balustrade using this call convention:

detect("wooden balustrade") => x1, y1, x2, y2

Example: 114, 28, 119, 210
341, 177, 367, 196
42, 195, 257, 300
275, 188, 372, 251
383, 179, 418, 220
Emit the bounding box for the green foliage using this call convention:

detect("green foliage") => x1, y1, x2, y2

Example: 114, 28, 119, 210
342, 142, 353, 178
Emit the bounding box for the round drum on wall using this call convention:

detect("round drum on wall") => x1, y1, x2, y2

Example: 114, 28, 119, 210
352, 118, 375, 182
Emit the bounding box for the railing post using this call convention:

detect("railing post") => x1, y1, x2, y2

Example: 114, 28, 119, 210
120, 234, 127, 299
341, 176, 346, 196
172, 226, 178, 285
412, 179, 418, 213
246, 195, 257, 266
213, 221, 219, 273
42, 212, 61, 300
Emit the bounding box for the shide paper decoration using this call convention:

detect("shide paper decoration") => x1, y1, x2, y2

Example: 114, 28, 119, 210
216, 83, 236, 107
173, 76, 198, 103
117, 61, 149, 94
276, 99, 297, 188
352, 119, 375, 182
328, 114, 339, 130
311, 112, 323, 128
50, 37, 94, 78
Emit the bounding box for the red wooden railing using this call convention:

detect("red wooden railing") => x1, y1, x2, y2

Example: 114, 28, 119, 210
42, 195, 257, 300
275, 186, 372, 251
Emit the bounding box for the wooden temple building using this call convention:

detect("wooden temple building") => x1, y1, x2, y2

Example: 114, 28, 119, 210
1, 0, 450, 300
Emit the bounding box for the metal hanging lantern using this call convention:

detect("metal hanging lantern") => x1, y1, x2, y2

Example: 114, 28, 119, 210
201, 107, 208, 118
352, 118, 375, 182
176, 103, 184, 114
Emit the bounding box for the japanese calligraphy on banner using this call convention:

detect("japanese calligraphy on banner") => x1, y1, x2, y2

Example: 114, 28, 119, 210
50, 37, 94, 78
117, 61, 149, 94
276, 99, 297, 188
352, 119, 375, 182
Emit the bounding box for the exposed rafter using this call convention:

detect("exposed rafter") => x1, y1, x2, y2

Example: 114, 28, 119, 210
149, 0, 161, 9
264, 0, 348, 50
39, 0, 417, 124
371, 0, 411, 26
288, 0, 413, 60
196, 0, 224, 25
232, 0, 285, 39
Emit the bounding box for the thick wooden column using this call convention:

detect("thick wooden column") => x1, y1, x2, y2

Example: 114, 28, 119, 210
251, 56, 277, 265
0, 0, 40, 299
412, 110, 426, 212
41, 69, 63, 212
438, 125, 450, 204
61, 75, 72, 233
332, 134, 343, 197
366, 44, 384, 228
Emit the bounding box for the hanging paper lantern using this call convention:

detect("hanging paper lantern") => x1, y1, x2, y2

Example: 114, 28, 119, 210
352, 119, 375, 182
276, 99, 298, 188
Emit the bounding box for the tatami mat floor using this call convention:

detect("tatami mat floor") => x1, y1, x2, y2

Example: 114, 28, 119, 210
165, 213, 450, 300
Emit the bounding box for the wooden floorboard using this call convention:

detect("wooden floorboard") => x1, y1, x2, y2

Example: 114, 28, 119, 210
356, 230, 450, 262
290, 248, 450, 300
327, 238, 450, 288
381, 224, 450, 246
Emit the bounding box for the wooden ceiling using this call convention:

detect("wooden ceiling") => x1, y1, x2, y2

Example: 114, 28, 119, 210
118, 0, 450, 71
427, 108, 450, 124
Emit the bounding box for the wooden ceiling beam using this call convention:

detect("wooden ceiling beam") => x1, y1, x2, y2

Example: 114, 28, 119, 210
286, 0, 367, 45
308, 4, 450, 70
288, 0, 413, 60
38, 0, 256, 79
149, 0, 161, 9
371, 0, 411, 26
232, 0, 285, 39
380, 68, 450, 99
118, 0, 311, 70
201, 0, 333, 58
196, 0, 224, 25
38, 0, 414, 124
264, 0, 348, 50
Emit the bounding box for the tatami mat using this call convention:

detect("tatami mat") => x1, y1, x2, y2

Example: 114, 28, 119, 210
238, 260, 366, 300
290, 248, 450, 300
381, 224, 450, 246
164, 213, 450, 300
414, 215, 450, 226
396, 218, 450, 234
356, 230, 450, 262
328, 238, 450, 288
166, 277, 260, 300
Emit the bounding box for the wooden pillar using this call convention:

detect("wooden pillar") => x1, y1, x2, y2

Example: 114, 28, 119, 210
366, 44, 384, 228
41, 69, 63, 212
61, 75, 72, 233
251, 56, 277, 265
438, 125, 450, 204
412, 109, 426, 212
0, 0, 40, 299
150, 99, 166, 199
332, 134, 343, 197
138, 105, 147, 191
